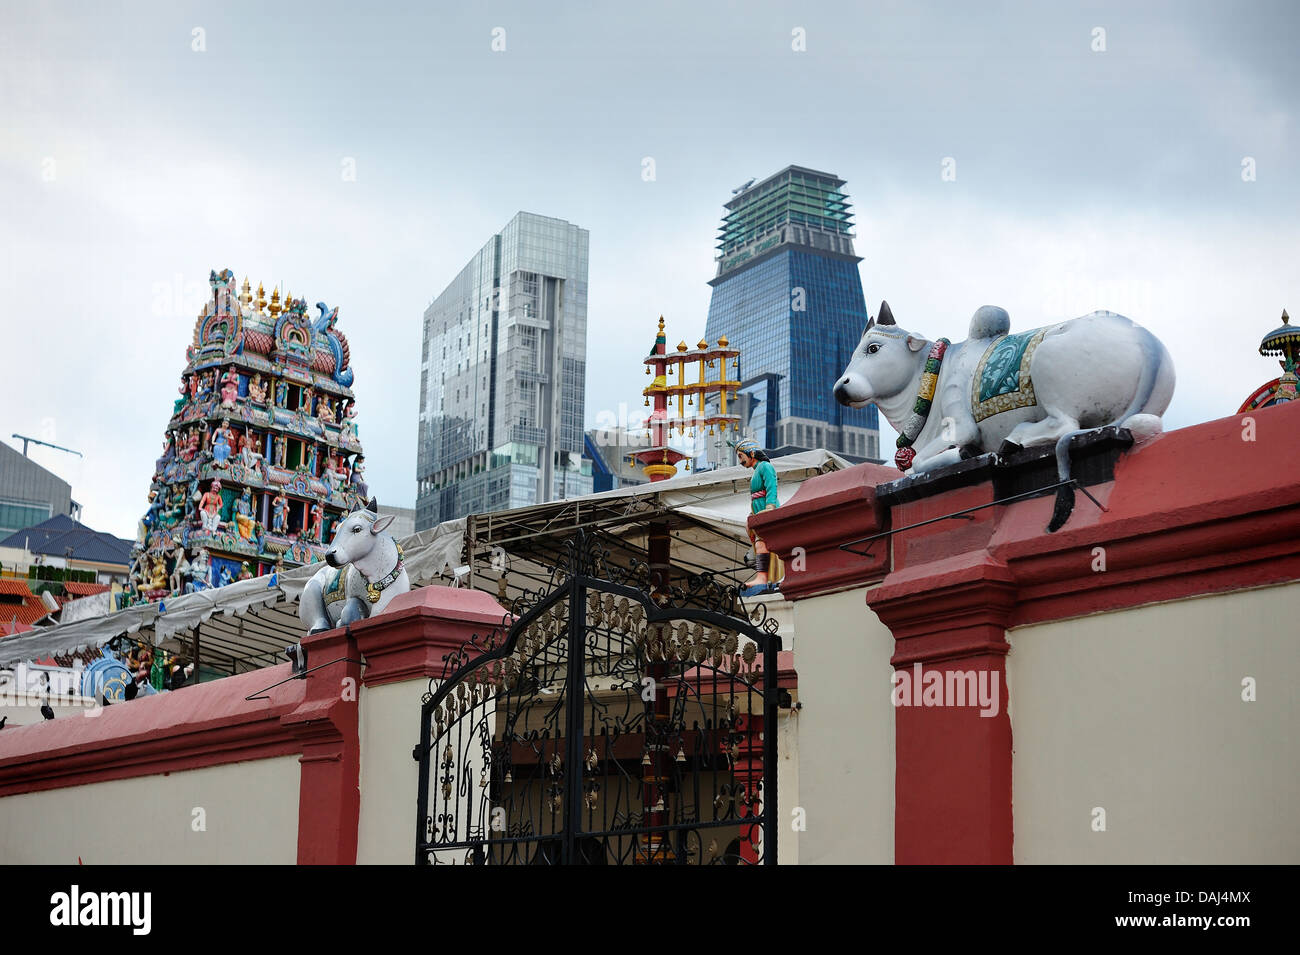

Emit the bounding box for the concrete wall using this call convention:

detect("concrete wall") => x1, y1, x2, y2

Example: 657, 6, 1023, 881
1009, 581, 1300, 863
357, 680, 422, 864
0, 755, 300, 864
790, 585, 894, 863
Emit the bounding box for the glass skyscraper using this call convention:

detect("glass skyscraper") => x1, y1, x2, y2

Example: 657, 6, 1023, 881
416, 212, 591, 529
702, 166, 880, 463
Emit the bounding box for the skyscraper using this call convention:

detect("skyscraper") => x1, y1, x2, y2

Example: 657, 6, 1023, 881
416, 212, 591, 529
702, 166, 880, 463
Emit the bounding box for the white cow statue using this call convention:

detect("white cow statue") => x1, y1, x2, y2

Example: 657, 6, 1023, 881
834, 301, 1175, 530
298, 499, 409, 634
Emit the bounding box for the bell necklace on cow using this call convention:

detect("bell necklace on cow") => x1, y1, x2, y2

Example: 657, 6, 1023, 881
367, 540, 406, 603
894, 338, 950, 470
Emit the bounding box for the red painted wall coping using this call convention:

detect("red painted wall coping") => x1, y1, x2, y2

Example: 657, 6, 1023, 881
349, 584, 514, 687
869, 400, 1300, 625
753, 462, 897, 599
375, 584, 513, 627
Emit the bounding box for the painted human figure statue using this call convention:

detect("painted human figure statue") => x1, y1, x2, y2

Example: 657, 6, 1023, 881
303, 386, 316, 418
275, 378, 289, 408
179, 430, 200, 463
168, 542, 190, 595
220, 365, 240, 408
318, 396, 336, 425
307, 501, 324, 543
234, 486, 256, 540
247, 373, 267, 404
199, 480, 224, 534
350, 457, 368, 501
211, 426, 233, 468
190, 547, 212, 591
271, 491, 290, 535
736, 438, 780, 590
324, 450, 346, 495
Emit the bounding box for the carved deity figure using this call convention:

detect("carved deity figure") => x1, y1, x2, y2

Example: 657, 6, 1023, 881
306, 501, 324, 543
179, 430, 200, 463
146, 554, 169, 592
190, 548, 212, 591
303, 386, 316, 418
271, 492, 290, 535
349, 458, 368, 501
211, 427, 233, 468
247, 373, 268, 404
220, 365, 240, 408
275, 378, 289, 408
318, 396, 336, 425
234, 486, 256, 540
169, 544, 190, 595
199, 480, 224, 534
324, 451, 347, 495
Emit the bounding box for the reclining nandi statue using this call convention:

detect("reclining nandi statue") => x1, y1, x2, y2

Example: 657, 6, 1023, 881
834, 301, 1175, 531
298, 498, 409, 634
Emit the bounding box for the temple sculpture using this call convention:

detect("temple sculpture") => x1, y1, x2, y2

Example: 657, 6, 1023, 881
129, 268, 367, 603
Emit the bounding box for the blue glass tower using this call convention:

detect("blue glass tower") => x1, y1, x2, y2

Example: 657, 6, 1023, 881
703, 166, 880, 463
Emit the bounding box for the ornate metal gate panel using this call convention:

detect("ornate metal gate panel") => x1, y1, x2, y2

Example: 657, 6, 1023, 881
415, 531, 782, 865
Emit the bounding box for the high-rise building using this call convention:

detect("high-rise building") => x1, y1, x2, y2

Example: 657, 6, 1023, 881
416, 212, 591, 529
702, 166, 880, 463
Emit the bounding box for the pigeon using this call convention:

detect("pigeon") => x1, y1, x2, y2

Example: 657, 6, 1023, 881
40, 703, 55, 721
0, 715, 7, 729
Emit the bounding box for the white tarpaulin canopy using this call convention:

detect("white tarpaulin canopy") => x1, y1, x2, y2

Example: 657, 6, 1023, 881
0, 519, 467, 671
0, 449, 850, 671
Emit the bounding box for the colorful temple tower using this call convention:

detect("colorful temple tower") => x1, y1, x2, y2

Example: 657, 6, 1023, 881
637, 317, 741, 482
130, 268, 367, 602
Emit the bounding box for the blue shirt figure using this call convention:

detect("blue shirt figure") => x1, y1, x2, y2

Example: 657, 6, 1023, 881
736, 438, 780, 591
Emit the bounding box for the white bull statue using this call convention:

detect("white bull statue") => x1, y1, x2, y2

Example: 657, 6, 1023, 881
834, 301, 1175, 530
298, 498, 409, 635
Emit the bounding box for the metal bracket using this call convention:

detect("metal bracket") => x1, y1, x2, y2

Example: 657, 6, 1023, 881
839, 479, 1109, 559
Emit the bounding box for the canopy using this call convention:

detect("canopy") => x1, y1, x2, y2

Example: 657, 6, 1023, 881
0, 519, 466, 672
0, 449, 849, 671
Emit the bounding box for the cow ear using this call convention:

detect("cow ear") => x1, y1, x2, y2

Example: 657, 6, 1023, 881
371, 514, 395, 535
905, 335, 926, 353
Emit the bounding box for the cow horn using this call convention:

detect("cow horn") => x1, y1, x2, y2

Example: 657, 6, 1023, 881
863, 316, 875, 336
878, 300, 896, 326
367, 496, 379, 513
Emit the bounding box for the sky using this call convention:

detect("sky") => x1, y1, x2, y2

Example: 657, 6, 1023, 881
1, 0, 1297, 539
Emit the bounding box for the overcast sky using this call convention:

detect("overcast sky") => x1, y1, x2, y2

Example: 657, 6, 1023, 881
1, 0, 1296, 538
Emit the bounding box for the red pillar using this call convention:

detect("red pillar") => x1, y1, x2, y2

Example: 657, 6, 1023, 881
281, 625, 361, 865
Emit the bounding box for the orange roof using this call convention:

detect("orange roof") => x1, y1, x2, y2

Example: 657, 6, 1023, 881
0, 579, 34, 597
62, 581, 110, 596
1, 600, 49, 628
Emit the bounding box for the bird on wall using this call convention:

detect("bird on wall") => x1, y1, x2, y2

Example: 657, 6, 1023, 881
0, 715, 7, 729
40, 702, 55, 721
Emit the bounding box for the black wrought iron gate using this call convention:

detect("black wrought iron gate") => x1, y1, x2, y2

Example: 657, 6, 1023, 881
414, 531, 782, 865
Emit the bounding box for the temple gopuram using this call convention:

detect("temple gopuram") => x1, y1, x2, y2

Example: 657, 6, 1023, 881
129, 268, 367, 603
